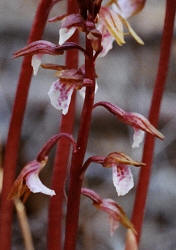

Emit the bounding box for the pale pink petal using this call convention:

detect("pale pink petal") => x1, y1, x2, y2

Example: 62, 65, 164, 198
109, 215, 120, 236
79, 80, 98, 99
59, 27, 76, 45
48, 80, 74, 115
31, 54, 42, 76
132, 128, 145, 148
99, 32, 114, 57
112, 164, 134, 196
26, 173, 55, 196
97, 22, 115, 57
113, 0, 144, 19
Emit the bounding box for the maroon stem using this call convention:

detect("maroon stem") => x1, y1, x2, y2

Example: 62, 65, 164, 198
64, 38, 95, 250
0, 0, 54, 249
80, 156, 105, 179
131, 0, 176, 243
47, 1, 79, 249
36, 133, 76, 162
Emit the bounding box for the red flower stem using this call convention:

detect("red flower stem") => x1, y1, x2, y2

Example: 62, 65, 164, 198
36, 133, 76, 162
64, 38, 95, 250
80, 156, 105, 179
0, 1, 54, 249
131, 0, 176, 243
47, 1, 79, 248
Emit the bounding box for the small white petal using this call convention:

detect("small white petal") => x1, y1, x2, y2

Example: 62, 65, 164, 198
48, 80, 74, 115
26, 173, 55, 196
31, 54, 42, 76
59, 27, 76, 45
132, 129, 145, 148
112, 164, 134, 196
79, 81, 98, 99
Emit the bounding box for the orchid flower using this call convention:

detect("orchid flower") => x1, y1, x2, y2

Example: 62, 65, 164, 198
8, 133, 76, 202
47, 68, 94, 115
95, 0, 144, 57
8, 159, 55, 202
94, 102, 164, 148
13, 40, 86, 76
81, 188, 136, 236
103, 152, 145, 196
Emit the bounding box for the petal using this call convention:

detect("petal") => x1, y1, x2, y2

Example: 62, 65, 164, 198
31, 54, 42, 76
48, 80, 74, 115
26, 173, 55, 196
116, 0, 145, 18
109, 215, 120, 236
59, 27, 76, 45
99, 28, 115, 57
112, 164, 134, 196
132, 128, 145, 148
79, 80, 98, 99
99, 7, 125, 46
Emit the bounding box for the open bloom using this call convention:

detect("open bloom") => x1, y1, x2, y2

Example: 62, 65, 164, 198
81, 188, 136, 236
103, 152, 145, 196
8, 159, 55, 202
96, 1, 144, 57
48, 68, 94, 115
94, 102, 164, 148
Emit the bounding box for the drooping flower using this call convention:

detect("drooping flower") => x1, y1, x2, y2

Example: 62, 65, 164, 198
103, 152, 145, 196
81, 188, 136, 235
8, 159, 55, 202
9, 133, 76, 202
13, 40, 86, 76
47, 68, 94, 115
94, 102, 164, 148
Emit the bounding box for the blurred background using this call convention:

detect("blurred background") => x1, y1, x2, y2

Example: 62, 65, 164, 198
0, 0, 176, 249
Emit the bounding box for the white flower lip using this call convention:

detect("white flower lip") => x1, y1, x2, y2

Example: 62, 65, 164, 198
132, 129, 145, 148
48, 80, 74, 115
26, 173, 56, 196
31, 54, 42, 76
112, 164, 134, 196
59, 27, 76, 45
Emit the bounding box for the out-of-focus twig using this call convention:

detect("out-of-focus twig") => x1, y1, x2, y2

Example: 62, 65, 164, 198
14, 199, 35, 250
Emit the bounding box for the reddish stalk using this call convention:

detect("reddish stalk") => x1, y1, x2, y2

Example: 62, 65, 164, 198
64, 38, 95, 250
47, 0, 78, 246
131, 0, 176, 243
0, 0, 54, 249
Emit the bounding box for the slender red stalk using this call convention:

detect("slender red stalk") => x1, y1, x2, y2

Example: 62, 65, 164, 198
0, 1, 54, 249
131, 0, 176, 243
47, 1, 79, 249
64, 38, 95, 250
